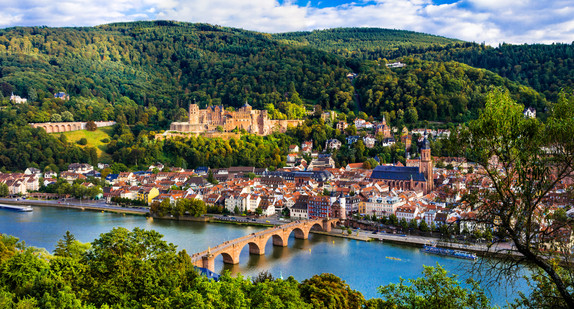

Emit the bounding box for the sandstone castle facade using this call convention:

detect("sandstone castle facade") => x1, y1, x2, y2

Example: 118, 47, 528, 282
170, 103, 302, 135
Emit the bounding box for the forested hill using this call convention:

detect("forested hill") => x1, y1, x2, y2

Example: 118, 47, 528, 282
272, 28, 460, 59
0, 21, 547, 119
0, 21, 555, 171
0, 21, 355, 114
393, 43, 574, 102
275, 28, 574, 102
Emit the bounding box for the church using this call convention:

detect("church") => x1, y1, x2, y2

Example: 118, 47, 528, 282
370, 136, 434, 194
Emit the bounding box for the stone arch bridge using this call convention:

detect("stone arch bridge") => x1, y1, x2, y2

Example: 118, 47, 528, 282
191, 218, 340, 272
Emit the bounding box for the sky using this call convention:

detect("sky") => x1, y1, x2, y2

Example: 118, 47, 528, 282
1, 0, 573, 46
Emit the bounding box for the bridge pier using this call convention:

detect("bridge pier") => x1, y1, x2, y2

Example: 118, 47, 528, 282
323, 221, 332, 232
202, 256, 215, 272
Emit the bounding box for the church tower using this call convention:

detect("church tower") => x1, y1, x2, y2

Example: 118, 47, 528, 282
419, 134, 434, 192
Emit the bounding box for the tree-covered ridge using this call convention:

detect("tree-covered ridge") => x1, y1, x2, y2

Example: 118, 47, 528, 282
326, 39, 574, 103
355, 58, 547, 123
272, 28, 573, 103
271, 28, 460, 59
0, 21, 355, 112
421, 43, 574, 102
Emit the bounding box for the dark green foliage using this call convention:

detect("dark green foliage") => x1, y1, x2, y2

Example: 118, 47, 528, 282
355, 58, 546, 124
0, 22, 565, 173
300, 273, 365, 309
272, 28, 459, 60
77, 138, 88, 145
149, 198, 207, 217
0, 228, 362, 308
0, 184, 8, 197
53, 231, 90, 259
0, 22, 354, 113
0, 111, 89, 172
381, 42, 574, 102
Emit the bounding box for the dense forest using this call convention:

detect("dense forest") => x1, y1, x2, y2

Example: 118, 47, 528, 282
277, 28, 574, 102
0, 21, 566, 172
272, 28, 460, 60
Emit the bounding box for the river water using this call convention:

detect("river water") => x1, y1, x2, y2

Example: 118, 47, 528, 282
0, 206, 528, 306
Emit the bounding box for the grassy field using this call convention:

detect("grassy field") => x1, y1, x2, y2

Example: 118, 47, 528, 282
56, 127, 113, 161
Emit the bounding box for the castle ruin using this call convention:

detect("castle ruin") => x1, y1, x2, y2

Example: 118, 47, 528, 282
170, 103, 302, 135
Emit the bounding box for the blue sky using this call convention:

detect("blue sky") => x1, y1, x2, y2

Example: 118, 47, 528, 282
1, 0, 573, 45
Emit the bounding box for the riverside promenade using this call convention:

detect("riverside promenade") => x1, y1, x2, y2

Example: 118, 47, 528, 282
0, 198, 148, 215
324, 227, 519, 257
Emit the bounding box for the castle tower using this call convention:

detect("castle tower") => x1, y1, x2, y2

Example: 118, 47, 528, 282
419, 134, 433, 193
189, 103, 199, 125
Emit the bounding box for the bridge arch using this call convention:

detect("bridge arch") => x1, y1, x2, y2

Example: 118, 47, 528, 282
291, 227, 308, 239
310, 222, 324, 232
54, 125, 60, 133
271, 234, 287, 247
247, 241, 264, 255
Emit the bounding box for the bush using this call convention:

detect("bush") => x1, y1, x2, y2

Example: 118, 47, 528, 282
101, 138, 110, 143
77, 138, 88, 145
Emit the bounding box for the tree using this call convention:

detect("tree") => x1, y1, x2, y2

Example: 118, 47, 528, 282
377, 264, 491, 309
0, 183, 8, 197
419, 220, 430, 232
207, 170, 217, 184
458, 89, 574, 307
50, 113, 62, 122
388, 214, 398, 226
399, 218, 408, 230
252, 271, 274, 284
408, 219, 418, 230
61, 111, 74, 122
300, 273, 365, 309
54, 231, 90, 259
85, 121, 97, 131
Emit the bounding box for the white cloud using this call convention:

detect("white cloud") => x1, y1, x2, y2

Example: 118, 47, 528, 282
0, 0, 572, 45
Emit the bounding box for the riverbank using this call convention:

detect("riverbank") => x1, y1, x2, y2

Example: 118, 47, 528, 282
0, 198, 148, 215
317, 227, 521, 259
0, 198, 519, 258
310, 229, 373, 242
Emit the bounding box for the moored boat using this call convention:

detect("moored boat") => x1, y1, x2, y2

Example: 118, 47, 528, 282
421, 245, 477, 260
0, 204, 33, 212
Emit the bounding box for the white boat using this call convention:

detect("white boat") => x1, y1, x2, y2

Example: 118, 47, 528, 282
0, 204, 33, 212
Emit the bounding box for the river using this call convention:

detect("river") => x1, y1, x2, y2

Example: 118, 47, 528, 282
0, 206, 528, 306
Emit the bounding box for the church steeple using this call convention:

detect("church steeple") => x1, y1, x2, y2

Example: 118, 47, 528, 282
419, 132, 433, 193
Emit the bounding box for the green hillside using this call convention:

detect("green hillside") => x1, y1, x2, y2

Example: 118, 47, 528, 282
0, 21, 559, 171
0, 21, 355, 114
356, 58, 546, 123
272, 28, 460, 59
